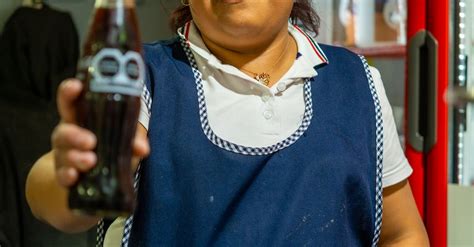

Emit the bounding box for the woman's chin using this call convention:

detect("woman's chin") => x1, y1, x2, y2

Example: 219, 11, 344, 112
217, 0, 244, 4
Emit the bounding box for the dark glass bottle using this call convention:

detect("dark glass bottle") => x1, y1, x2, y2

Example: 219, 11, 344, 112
69, 0, 143, 217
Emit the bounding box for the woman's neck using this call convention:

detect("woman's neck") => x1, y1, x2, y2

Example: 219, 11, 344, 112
201, 24, 297, 87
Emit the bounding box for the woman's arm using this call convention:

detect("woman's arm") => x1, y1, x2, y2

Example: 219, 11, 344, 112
379, 180, 429, 246
26, 151, 100, 233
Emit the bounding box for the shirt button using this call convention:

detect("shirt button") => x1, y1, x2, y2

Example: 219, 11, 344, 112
263, 110, 274, 120
276, 82, 287, 92
261, 94, 271, 102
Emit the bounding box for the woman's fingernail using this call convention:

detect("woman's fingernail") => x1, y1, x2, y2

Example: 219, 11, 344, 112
137, 139, 147, 151
84, 152, 97, 165
63, 79, 81, 91
62, 79, 74, 89
80, 134, 96, 147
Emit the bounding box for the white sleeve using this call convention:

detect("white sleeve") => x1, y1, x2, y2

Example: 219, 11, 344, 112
370, 67, 413, 188
103, 217, 126, 247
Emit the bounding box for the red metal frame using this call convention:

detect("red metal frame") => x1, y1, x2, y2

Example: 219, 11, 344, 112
406, 0, 427, 219
425, 0, 449, 245
406, 1, 448, 246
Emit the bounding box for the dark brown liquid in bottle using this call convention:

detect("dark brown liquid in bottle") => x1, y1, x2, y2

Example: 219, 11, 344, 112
69, 6, 142, 217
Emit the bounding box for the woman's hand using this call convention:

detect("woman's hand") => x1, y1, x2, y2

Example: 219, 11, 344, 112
51, 79, 150, 187
26, 79, 149, 233
52, 78, 96, 186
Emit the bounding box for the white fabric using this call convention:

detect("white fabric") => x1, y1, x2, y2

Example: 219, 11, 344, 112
182, 23, 318, 148
138, 22, 412, 188
370, 67, 413, 188
103, 217, 126, 247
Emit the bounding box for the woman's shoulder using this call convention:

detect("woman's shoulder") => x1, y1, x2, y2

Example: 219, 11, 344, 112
317, 43, 362, 62
142, 37, 191, 67
142, 37, 181, 57
143, 37, 179, 55
141, 37, 194, 85
314, 44, 370, 79
143, 37, 180, 49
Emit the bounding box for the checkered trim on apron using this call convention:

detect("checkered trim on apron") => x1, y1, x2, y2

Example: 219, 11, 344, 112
94, 163, 142, 247
179, 37, 314, 156
95, 219, 105, 247
359, 55, 384, 246
141, 85, 152, 116
120, 163, 142, 247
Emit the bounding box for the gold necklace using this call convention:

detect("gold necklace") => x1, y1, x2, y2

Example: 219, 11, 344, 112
240, 37, 291, 86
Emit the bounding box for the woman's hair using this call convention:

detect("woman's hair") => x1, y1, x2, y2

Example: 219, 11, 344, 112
168, 0, 320, 35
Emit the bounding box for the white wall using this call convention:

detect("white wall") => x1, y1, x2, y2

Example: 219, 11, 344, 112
313, 0, 333, 44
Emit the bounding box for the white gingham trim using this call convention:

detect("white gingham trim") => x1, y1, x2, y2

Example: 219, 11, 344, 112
141, 85, 152, 117
359, 55, 384, 246
95, 219, 105, 247
120, 164, 142, 247
94, 163, 141, 247
179, 36, 314, 156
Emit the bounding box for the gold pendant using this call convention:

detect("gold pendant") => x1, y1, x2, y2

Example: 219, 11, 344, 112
255, 73, 270, 86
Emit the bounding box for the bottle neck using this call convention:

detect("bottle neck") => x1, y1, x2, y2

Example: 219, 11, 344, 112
95, 0, 135, 8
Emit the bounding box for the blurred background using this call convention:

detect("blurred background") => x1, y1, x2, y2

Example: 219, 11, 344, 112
0, 0, 472, 246
0, 1, 179, 246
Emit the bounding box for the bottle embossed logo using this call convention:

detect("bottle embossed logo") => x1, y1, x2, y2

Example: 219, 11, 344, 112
80, 48, 144, 96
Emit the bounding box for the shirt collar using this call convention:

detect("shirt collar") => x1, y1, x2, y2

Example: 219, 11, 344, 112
288, 23, 329, 68
177, 22, 237, 71
177, 21, 329, 77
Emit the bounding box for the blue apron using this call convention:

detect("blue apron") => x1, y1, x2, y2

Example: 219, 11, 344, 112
120, 37, 383, 247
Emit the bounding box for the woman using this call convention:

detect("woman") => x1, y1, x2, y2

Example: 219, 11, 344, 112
26, 0, 429, 246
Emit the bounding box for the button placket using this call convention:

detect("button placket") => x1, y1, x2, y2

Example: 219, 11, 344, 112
260, 91, 274, 121
263, 110, 274, 120
261, 97, 281, 135
276, 82, 287, 92
261, 94, 272, 103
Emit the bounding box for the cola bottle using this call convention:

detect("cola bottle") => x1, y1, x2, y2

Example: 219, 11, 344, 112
68, 0, 144, 217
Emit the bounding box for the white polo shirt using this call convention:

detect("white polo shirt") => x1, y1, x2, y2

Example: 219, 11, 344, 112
138, 22, 412, 189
